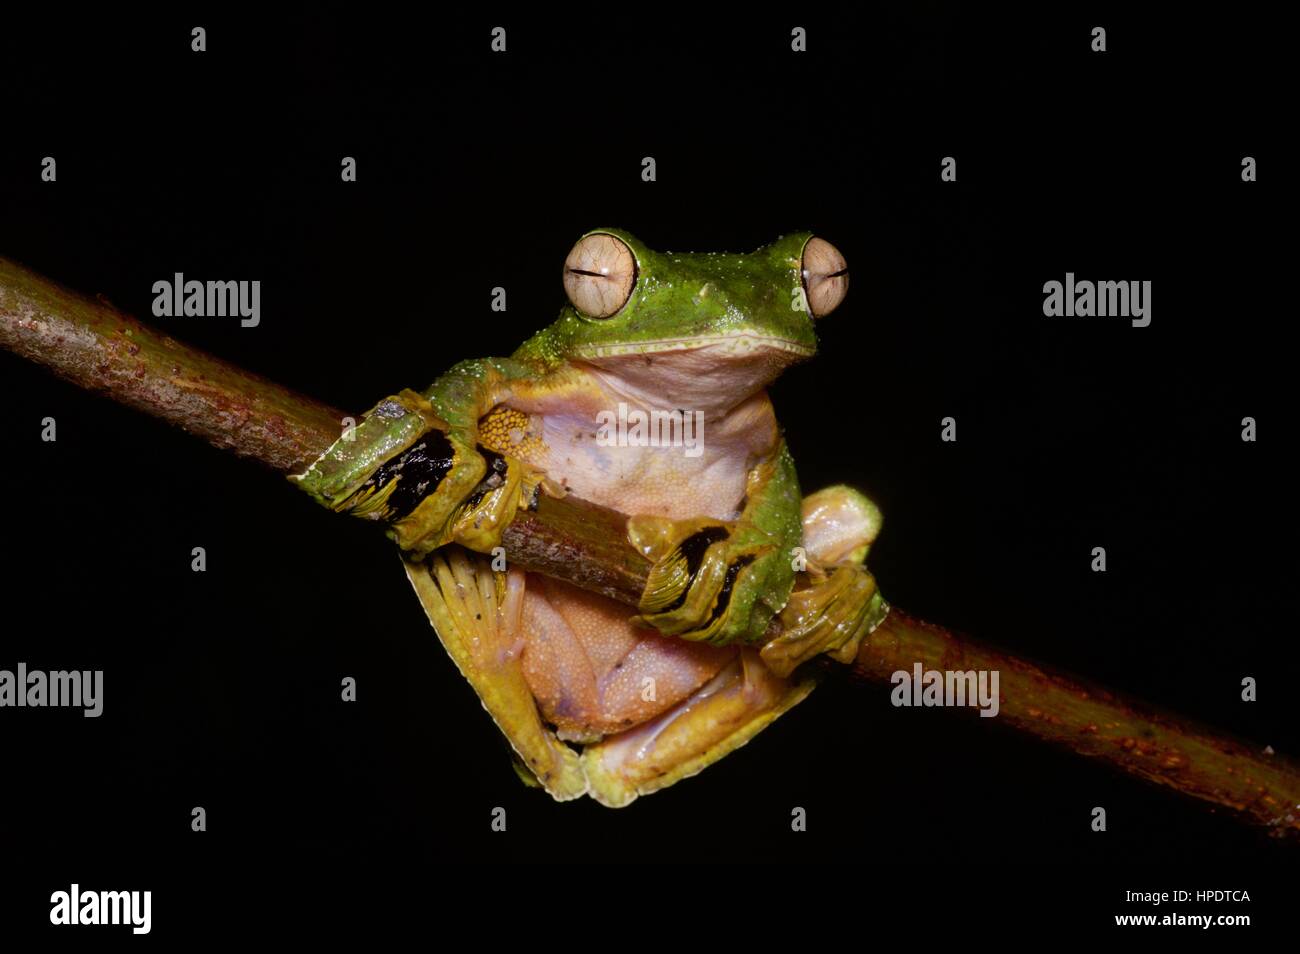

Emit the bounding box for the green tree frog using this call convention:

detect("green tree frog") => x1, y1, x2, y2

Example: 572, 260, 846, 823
294, 229, 888, 806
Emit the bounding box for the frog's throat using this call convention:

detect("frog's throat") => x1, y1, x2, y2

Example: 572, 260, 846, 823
573, 333, 813, 360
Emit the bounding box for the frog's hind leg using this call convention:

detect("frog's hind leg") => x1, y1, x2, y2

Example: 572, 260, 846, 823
581, 484, 888, 807
581, 648, 816, 807
402, 547, 588, 800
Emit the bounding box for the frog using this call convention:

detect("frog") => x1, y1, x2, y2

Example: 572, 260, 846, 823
292, 229, 889, 807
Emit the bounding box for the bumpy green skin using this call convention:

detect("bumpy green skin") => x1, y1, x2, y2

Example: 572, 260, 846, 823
721, 442, 804, 646
424, 356, 531, 429
295, 228, 823, 647
298, 228, 816, 485
292, 390, 439, 506
514, 228, 817, 368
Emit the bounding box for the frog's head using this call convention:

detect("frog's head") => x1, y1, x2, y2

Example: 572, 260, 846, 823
538, 228, 849, 410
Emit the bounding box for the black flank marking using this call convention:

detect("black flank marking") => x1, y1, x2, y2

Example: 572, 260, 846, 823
662, 526, 729, 612
360, 430, 455, 521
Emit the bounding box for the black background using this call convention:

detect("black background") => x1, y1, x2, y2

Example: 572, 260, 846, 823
0, 3, 1293, 933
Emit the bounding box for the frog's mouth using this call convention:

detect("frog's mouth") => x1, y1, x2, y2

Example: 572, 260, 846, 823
575, 333, 813, 360
578, 334, 813, 413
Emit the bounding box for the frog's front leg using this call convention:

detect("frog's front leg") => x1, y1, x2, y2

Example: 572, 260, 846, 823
759, 485, 889, 677
293, 357, 541, 559
629, 441, 804, 647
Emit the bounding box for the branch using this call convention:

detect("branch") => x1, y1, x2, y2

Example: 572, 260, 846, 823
3, 254, 1297, 837
0, 255, 651, 602
0, 257, 341, 475
859, 610, 1300, 836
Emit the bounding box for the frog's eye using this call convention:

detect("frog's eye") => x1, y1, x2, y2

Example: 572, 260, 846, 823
563, 233, 637, 319
800, 237, 849, 318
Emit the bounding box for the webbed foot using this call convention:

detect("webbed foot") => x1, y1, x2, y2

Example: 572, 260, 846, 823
626, 514, 777, 646
760, 485, 889, 677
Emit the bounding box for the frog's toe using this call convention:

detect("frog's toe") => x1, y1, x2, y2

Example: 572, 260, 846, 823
446, 449, 542, 555
757, 484, 889, 677
800, 485, 883, 568
760, 564, 887, 677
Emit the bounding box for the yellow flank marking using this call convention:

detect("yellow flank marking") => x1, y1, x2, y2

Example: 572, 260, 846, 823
479, 405, 545, 460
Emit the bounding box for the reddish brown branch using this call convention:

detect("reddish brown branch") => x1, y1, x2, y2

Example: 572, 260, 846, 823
0, 257, 344, 474
0, 255, 649, 596
859, 610, 1300, 836
3, 254, 1297, 837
